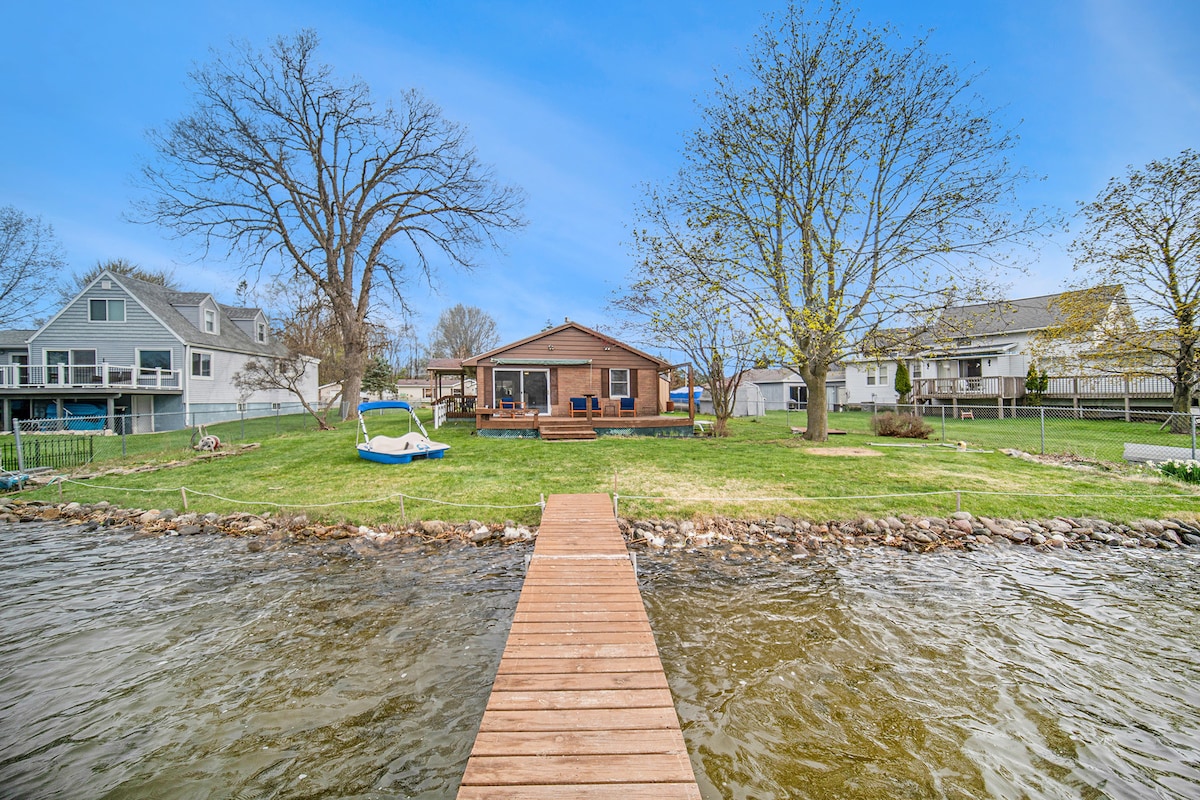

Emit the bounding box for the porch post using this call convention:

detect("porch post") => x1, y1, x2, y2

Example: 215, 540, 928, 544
997, 397, 1003, 420
2, 398, 9, 432
106, 397, 116, 432
688, 365, 695, 423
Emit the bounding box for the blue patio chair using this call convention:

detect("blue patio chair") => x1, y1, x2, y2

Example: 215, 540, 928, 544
590, 396, 602, 415
618, 396, 636, 417
569, 397, 588, 417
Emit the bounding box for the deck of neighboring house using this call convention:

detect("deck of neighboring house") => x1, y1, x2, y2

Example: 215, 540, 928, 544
913, 375, 1176, 418
456, 493, 701, 799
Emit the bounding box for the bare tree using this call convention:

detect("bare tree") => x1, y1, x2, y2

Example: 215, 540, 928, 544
136, 30, 524, 419
58, 258, 178, 305
429, 303, 500, 359
635, 1, 1046, 440
1069, 149, 1200, 419
614, 228, 756, 435
232, 353, 331, 429
1, 205, 66, 325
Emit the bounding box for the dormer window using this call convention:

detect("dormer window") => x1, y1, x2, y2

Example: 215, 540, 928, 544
204, 309, 216, 333
256, 322, 267, 343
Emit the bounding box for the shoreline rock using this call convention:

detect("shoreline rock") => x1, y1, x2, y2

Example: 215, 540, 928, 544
3, 496, 1198, 558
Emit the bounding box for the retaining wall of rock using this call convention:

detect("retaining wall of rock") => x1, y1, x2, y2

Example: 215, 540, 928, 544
3, 497, 1197, 558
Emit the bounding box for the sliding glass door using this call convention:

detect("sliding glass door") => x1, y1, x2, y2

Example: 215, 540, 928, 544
493, 369, 550, 414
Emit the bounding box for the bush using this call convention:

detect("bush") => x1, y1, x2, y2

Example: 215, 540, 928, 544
871, 411, 933, 439
1151, 459, 1200, 484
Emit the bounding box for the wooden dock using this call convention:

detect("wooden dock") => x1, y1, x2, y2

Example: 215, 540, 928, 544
457, 493, 701, 799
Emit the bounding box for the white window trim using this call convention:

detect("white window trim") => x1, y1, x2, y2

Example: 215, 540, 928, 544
136, 348, 173, 372
191, 350, 213, 380
609, 368, 631, 398
88, 298, 126, 323
256, 321, 267, 343
203, 308, 218, 335
865, 365, 877, 386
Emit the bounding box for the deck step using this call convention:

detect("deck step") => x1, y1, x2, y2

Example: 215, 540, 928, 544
541, 427, 598, 441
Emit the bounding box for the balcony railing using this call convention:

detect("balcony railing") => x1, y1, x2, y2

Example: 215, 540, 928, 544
913, 376, 1026, 399
913, 374, 1174, 400
0, 363, 182, 391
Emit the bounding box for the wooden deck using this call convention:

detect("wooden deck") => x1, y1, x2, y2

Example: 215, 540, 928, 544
457, 493, 700, 799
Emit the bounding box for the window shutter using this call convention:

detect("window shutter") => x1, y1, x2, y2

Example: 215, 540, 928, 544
629, 368, 638, 397
549, 368, 558, 405
601, 368, 610, 399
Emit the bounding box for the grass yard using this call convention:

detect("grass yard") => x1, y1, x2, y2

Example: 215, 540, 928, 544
16, 408, 1200, 526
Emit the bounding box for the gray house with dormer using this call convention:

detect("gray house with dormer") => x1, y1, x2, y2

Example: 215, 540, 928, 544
0, 270, 318, 432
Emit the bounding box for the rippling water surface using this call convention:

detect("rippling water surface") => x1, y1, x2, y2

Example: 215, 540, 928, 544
0, 524, 523, 799
642, 547, 1200, 800
4, 524, 1200, 799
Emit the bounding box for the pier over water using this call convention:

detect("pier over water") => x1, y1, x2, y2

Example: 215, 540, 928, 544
457, 493, 700, 799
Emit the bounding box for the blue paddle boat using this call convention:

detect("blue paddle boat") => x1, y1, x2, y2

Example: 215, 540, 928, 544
356, 401, 450, 465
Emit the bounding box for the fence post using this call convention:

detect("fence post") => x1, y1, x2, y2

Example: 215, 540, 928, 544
1192, 414, 1197, 461
1040, 406, 1046, 455
940, 406, 946, 442
13, 422, 25, 472
121, 415, 128, 457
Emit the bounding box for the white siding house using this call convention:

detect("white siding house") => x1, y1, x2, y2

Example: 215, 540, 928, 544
841, 287, 1166, 413
0, 270, 319, 431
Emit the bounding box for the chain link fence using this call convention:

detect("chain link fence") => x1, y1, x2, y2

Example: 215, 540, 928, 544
3, 403, 336, 474
755, 401, 1198, 463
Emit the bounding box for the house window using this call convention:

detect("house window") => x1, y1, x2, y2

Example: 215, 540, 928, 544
910, 361, 923, 379
866, 365, 876, 386
45, 349, 97, 384
866, 363, 888, 386
256, 322, 267, 343
89, 299, 125, 322
191, 351, 212, 378
138, 350, 172, 376
609, 368, 630, 397
204, 309, 216, 333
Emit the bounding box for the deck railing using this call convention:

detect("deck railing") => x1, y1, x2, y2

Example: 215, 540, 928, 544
913, 376, 1026, 399
0, 364, 182, 390
913, 374, 1175, 401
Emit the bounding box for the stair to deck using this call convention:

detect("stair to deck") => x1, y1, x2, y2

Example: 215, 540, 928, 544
540, 423, 598, 441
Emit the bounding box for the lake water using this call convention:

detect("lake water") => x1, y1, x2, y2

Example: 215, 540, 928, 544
2, 523, 1199, 799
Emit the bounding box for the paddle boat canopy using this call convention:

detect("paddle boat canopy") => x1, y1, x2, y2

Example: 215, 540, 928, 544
356, 401, 450, 465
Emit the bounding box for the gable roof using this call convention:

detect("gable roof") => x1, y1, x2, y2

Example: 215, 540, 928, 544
936, 286, 1125, 338
461, 321, 670, 368
34, 270, 288, 358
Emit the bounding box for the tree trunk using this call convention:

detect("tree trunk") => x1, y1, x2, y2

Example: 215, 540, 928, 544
800, 366, 829, 441
340, 321, 367, 421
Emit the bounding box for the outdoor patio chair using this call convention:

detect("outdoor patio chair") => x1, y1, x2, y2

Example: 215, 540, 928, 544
618, 397, 636, 417
590, 396, 602, 415
569, 397, 588, 417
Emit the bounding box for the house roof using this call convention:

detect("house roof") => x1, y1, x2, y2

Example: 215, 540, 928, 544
936, 286, 1124, 338
738, 367, 805, 385
0, 330, 35, 348
88, 272, 287, 357
460, 321, 670, 368
427, 358, 466, 372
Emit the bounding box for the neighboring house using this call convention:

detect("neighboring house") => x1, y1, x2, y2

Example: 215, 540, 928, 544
733, 366, 848, 413
0, 270, 319, 432
459, 321, 691, 438
843, 287, 1167, 414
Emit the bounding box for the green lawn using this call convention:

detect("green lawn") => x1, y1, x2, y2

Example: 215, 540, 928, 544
15, 408, 1199, 526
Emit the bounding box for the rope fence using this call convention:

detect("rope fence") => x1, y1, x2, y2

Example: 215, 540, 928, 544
38, 474, 1197, 522
50, 476, 545, 523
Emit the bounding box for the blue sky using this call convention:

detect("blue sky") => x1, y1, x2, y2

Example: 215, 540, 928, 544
3, 0, 1198, 345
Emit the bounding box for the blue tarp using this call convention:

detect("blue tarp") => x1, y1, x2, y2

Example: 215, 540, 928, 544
669, 387, 703, 404
45, 402, 107, 430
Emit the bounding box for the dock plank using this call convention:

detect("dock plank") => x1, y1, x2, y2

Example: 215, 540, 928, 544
456, 493, 699, 798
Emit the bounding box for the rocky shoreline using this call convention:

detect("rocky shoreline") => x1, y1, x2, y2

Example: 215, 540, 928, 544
3, 496, 1198, 557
